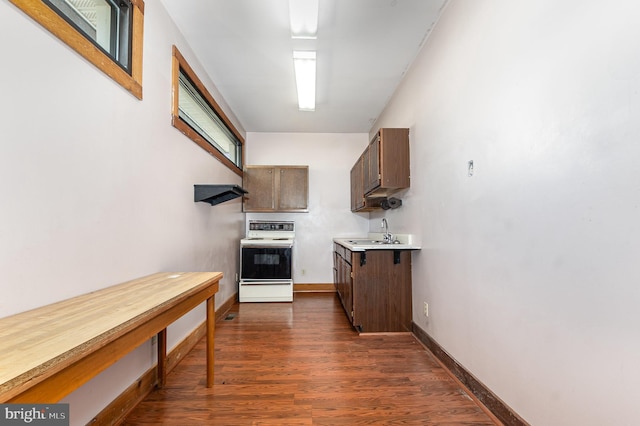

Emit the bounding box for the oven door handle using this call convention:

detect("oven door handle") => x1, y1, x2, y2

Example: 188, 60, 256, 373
241, 243, 293, 248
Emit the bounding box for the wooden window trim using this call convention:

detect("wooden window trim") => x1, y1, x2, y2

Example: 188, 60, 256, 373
171, 46, 244, 177
9, 0, 144, 100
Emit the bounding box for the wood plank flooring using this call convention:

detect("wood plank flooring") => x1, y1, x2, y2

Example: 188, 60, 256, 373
122, 292, 498, 425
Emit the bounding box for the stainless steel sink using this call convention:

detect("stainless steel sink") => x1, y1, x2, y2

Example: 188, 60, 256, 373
347, 239, 398, 245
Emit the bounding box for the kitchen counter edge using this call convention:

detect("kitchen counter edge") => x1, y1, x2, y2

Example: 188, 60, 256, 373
333, 237, 422, 252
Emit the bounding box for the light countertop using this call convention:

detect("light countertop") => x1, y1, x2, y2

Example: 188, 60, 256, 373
333, 233, 421, 252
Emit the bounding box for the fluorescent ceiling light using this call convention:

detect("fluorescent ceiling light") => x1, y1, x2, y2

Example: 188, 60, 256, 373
289, 0, 318, 39
293, 51, 316, 111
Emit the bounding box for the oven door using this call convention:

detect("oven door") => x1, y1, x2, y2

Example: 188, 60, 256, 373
241, 246, 292, 280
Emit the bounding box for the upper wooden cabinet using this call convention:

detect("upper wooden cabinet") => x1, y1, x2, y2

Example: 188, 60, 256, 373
243, 166, 309, 212
365, 128, 410, 197
351, 128, 410, 211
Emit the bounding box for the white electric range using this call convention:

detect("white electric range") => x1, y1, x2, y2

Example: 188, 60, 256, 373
239, 220, 294, 302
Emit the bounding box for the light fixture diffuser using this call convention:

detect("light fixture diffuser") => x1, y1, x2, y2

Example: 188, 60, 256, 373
289, 0, 319, 39
293, 51, 316, 111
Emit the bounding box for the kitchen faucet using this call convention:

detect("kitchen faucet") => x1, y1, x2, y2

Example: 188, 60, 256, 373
381, 218, 394, 243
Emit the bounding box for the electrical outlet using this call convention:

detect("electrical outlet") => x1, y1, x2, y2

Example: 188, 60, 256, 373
423, 302, 429, 317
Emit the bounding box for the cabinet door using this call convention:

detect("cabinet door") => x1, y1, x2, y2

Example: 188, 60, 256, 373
365, 128, 410, 198
352, 251, 388, 332
364, 134, 380, 194
333, 250, 339, 291
379, 128, 410, 191
388, 251, 412, 332
350, 154, 364, 211
243, 167, 275, 211
343, 255, 353, 324
334, 247, 353, 324
351, 250, 412, 333
351, 152, 383, 212
278, 166, 308, 211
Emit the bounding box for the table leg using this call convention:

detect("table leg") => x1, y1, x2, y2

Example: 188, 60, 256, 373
157, 329, 167, 388
206, 296, 215, 387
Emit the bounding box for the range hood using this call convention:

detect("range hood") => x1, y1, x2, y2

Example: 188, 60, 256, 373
194, 184, 247, 206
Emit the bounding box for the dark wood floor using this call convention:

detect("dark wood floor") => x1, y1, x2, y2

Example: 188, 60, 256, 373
123, 292, 498, 425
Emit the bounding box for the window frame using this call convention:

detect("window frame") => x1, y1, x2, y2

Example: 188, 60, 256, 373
171, 46, 244, 176
9, 0, 144, 100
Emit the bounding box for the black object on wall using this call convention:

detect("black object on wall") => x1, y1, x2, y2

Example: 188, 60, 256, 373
194, 184, 247, 206
381, 197, 402, 210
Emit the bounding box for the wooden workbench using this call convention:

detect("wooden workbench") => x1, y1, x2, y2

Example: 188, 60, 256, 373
0, 271, 221, 403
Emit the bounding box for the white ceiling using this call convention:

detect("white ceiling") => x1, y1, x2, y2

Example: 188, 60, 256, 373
159, 0, 448, 133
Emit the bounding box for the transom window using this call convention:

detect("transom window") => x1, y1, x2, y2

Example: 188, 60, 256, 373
10, 0, 144, 99
171, 46, 244, 175
44, 0, 132, 72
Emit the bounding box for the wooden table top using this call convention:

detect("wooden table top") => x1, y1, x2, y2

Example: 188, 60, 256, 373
0, 271, 222, 401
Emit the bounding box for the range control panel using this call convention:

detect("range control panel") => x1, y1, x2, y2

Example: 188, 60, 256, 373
249, 221, 295, 232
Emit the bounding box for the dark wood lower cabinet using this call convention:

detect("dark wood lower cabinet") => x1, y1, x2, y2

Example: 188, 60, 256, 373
333, 244, 412, 333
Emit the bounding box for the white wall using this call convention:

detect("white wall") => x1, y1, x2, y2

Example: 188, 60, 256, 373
0, 2, 244, 424
373, 0, 640, 424
245, 132, 369, 284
